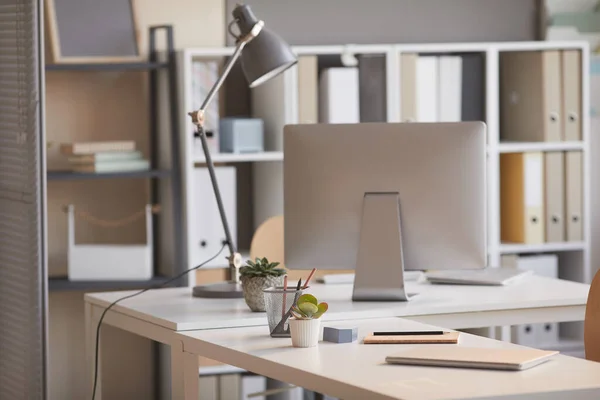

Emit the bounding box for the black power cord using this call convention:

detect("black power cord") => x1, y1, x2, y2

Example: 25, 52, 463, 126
91, 243, 227, 400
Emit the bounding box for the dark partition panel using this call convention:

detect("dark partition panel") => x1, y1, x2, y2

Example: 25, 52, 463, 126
0, 0, 48, 398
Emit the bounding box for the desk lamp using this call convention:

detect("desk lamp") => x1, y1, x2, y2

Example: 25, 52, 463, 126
188, 4, 297, 298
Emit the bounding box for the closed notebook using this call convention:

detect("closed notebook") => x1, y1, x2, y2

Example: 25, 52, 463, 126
500, 51, 561, 142
68, 150, 142, 164
72, 159, 149, 173
364, 331, 459, 344
61, 140, 136, 155
500, 152, 545, 244
385, 346, 558, 371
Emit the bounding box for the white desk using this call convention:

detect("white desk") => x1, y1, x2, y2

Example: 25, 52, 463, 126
178, 317, 600, 400
84, 276, 589, 398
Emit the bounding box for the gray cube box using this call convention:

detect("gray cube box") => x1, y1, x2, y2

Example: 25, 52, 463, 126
323, 326, 358, 343
219, 118, 264, 153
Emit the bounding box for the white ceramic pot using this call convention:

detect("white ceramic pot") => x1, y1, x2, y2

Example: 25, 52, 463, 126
289, 318, 321, 348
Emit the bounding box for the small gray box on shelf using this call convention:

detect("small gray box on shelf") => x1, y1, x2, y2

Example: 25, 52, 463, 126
323, 326, 358, 343
219, 118, 264, 153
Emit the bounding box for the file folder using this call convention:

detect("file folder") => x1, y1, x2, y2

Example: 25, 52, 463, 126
461, 54, 485, 122
416, 56, 439, 122
500, 152, 545, 244
319, 67, 360, 123
400, 53, 417, 122
500, 51, 562, 142
358, 54, 387, 122
297, 55, 318, 124
561, 50, 582, 141
438, 56, 462, 122
565, 151, 583, 241
544, 152, 565, 242
192, 167, 237, 268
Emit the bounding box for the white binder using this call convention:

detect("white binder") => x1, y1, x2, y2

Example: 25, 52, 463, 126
416, 56, 439, 122
191, 167, 237, 269
319, 67, 360, 123
438, 56, 463, 122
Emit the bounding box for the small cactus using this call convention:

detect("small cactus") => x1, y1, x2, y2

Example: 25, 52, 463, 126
239, 257, 286, 279
290, 294, 328, 320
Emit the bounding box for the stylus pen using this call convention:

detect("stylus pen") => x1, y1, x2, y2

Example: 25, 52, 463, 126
373, 331, 445, 336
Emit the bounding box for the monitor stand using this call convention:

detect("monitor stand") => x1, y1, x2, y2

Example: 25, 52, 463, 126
352, 192, 413, 302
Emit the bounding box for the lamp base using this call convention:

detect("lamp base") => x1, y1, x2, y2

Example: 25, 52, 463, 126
192, 281, 244, 298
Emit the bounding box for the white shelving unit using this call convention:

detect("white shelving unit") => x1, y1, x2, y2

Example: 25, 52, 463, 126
177, 41, 591, 350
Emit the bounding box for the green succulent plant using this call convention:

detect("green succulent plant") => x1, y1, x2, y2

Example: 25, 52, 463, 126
290, 294, 329, 320
239, 257, 286, 279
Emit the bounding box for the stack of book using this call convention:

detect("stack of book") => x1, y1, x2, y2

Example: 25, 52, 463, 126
60, 140, 150, 173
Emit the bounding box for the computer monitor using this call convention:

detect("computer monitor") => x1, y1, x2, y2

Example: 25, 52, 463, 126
283, 122, 487, 301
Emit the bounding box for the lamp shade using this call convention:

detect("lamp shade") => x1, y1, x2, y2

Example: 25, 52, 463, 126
232, 4, 297, 88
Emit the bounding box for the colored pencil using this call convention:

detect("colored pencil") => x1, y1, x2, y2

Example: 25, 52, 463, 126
282, 275, 288, 317
302, 268, 317, 289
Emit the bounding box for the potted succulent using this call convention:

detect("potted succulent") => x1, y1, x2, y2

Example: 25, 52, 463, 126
239, 257, 286, 312
289, 294, 329, 347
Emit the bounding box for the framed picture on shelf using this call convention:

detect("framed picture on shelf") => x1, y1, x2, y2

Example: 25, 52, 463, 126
45, 0, 143, 64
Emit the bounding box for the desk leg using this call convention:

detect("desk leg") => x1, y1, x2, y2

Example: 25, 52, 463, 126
171, 341, 186, 399
85, 303, 102, 400
183, 351, 199, 400
495, 326, 512, 342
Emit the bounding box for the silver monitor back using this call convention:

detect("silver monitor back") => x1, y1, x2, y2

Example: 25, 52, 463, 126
283, 122, 487, 294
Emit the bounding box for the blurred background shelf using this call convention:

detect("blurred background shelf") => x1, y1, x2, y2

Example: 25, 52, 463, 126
45, 62, 169, 71
47, 169, 171, 181
48, 276, 176, 292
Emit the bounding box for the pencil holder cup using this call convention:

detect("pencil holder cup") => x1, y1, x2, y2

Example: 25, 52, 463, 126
263, 286, 306, 338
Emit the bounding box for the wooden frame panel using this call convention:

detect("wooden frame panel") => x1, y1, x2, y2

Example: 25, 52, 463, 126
45, 0, 143, 63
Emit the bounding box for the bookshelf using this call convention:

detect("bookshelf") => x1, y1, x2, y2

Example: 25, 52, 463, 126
46, 26, 185, 291
178, 41, 590, 351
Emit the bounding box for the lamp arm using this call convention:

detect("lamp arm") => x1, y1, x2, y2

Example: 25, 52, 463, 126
188, 41, 247, 282
199, 41, 245, 117
189, 19, 264, 122
187, 20, 265, 284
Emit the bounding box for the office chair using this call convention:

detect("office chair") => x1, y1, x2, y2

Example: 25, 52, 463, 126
249, 215, 352, 281
585, 268, 600, 362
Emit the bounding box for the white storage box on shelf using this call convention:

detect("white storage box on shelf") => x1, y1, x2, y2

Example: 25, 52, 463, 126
67, 204, 153, 281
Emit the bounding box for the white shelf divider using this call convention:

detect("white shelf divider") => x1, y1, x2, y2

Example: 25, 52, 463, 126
193, 151, 284, 164
498, 242, 586, 254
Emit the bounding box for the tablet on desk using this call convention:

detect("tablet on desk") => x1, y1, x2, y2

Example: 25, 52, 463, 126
425, 268, 533, 286
386, 346, 558, 371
